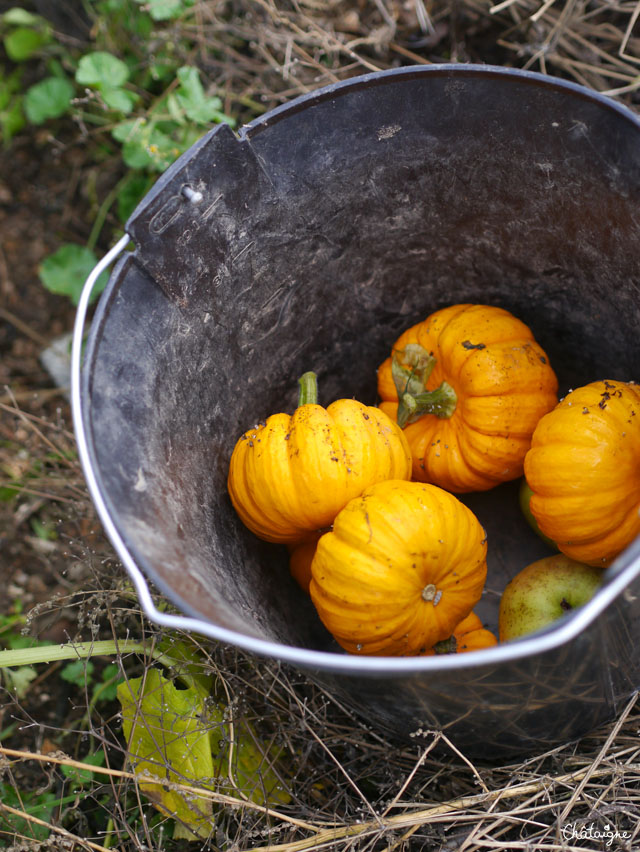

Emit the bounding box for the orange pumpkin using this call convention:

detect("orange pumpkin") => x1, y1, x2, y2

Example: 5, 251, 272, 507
423, 612, 498, 655
524, 380, 640, 566
228, 372, 412, 544
287, 531, 324, 594
309, 480, 488, 656
377, 304, 558, 492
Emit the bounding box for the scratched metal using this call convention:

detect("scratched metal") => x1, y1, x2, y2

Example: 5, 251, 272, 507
81, 66, 640, 758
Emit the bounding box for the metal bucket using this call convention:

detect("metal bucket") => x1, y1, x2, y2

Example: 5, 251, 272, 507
72, 64, 640, 760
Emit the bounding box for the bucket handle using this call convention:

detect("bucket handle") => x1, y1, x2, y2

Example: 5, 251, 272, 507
70, 238, 313, 651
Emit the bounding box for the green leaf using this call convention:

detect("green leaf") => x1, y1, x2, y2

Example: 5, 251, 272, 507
111, 118, 140, 143
0, 67, 24, 144
0, 483, 20, 501
61, 750, 105, 786
1, 665, 37, 699
61, 658, 94, 687
5, 633, 50, 651
39, 244, 108, 305
76, 51, 129, 89
3, 8, 44, 26
91, 662, 122, 704
0, 783, 57, 840
135, 0, 195, 21
113, 119, 182, 172
24, 77, 74, 124
117, 669, 215, 840
30, 517, 58, 540
101, 86, 137, 113
0, 97, 24, 145
4, 25, 47, 61
174, 66, 228, 126
0, 65, 23, 105
157, 636, 213, 702
212, 715, 291, 807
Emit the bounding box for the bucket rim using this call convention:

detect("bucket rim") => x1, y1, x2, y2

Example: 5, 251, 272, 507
239, 62, 640, 141
72, 64, 640, 676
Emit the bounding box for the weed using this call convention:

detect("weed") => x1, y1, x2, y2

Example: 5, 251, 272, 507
0, 1, 237, 304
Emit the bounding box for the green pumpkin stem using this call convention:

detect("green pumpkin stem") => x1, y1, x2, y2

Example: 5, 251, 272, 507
298, 371, 318, 407
391, 344, 457, 428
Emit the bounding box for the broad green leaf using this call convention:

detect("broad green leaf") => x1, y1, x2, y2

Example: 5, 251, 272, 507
112, 119, 178, 171
176, 65, 205, 101
174, 66, 231, 126
120, 136, 154, 169
111, 118, 141, 143
0, 783, 57, 840
1, 665, 37, 698
76, 51, 129, 89
4, 25, 47, 61
101, 86, 137, 113
166, 91, 186, 125
117, 669, 215, 840
212, 716, 291, 807
156, 636, 213, 702
3, 8, 44, 26
5, 633, 50, 651
135, 0, 195, 21
91, 662, 123, 704
39, 244, 109, 305
61, 658, 95, 686
24, 77, 74, 124
117, 663, 290, 840
126, 126, 181, 171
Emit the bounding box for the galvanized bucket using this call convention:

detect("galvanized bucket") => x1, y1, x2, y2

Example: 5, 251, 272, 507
72, 64, 640, 759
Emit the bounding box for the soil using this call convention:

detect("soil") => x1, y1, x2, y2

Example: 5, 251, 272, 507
0, 128, 112, 640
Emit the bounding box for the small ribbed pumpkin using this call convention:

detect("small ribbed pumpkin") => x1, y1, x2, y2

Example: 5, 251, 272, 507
309, 480, 488, 656
287, 531, 324, 594
228, 373, 412, 544
424, 612, 498, 655
524, 380, 640, 566
377, 304, 559, 493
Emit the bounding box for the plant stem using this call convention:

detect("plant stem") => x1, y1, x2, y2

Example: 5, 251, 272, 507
0, 638, 180, 670
398, 382, 457, 428
298, 371, 318, 406
87, 171, 135, 252
0, 639, 141, 669
391, 344, 457, 428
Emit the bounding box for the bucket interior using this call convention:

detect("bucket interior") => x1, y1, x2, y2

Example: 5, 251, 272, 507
84, 67, 640, 657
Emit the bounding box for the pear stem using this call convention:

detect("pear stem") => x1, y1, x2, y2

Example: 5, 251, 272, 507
433, 636, 458, 655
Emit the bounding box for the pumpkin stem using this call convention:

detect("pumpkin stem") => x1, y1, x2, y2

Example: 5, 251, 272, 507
298, 371, 318, 406
421, 583, 437, 602
391, 345, 457, 428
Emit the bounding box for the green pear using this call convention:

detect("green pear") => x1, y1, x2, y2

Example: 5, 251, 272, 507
499, 554, 604, 641
518, 478, 557, 550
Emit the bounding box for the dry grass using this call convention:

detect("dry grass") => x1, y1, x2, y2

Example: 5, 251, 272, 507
1, 0, 640, 848
1, 398, 640, 849
185, 0, 640, 116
